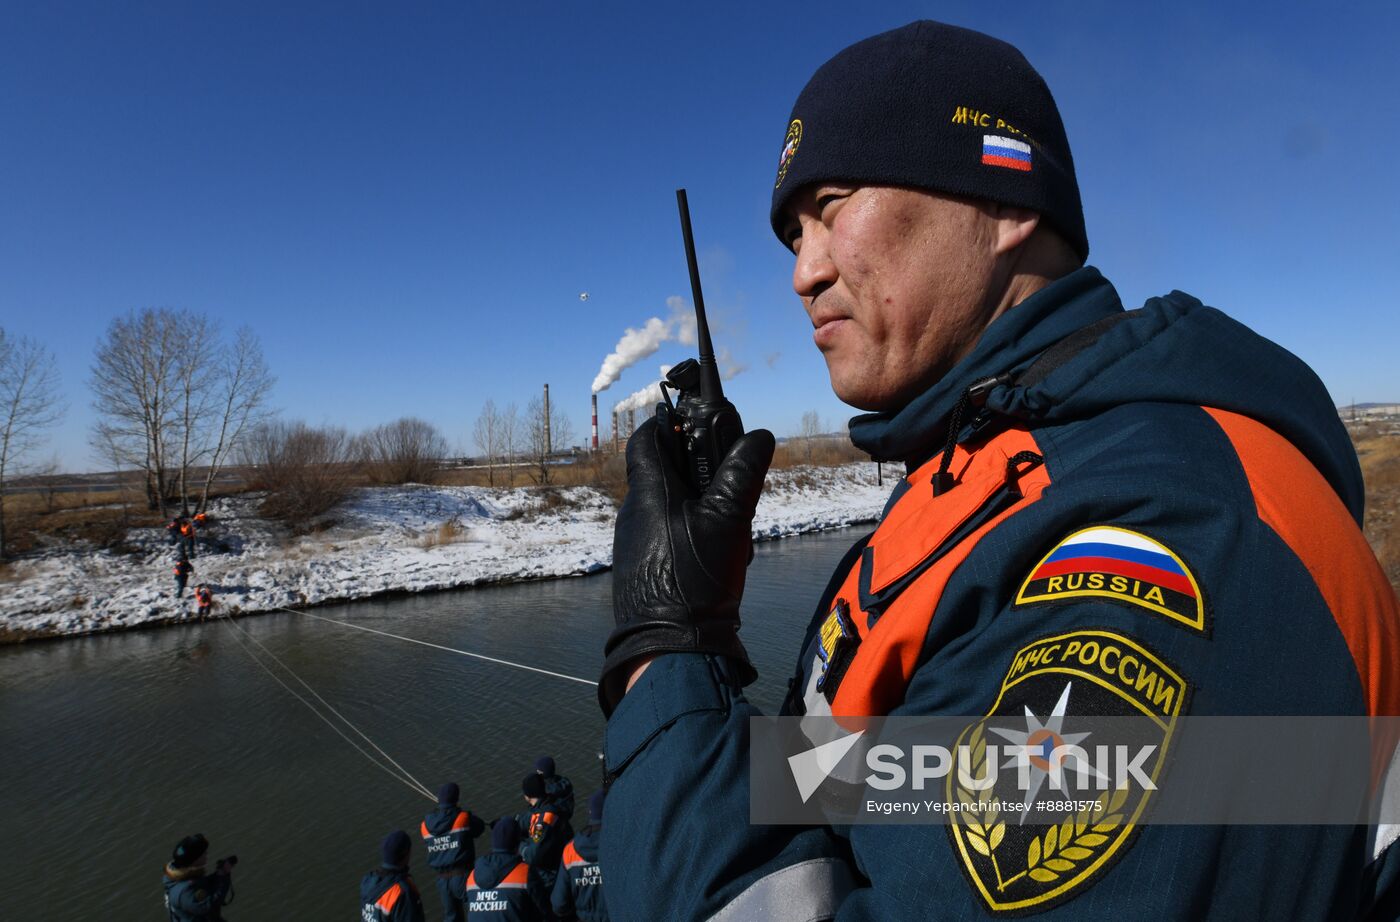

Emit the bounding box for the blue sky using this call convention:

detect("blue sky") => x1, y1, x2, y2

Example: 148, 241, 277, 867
2, 1, 1396, 470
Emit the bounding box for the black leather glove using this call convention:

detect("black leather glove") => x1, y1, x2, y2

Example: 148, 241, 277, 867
599, 415, 775, 716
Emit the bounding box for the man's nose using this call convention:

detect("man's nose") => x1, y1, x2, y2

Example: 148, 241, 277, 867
792, 224, 836, 299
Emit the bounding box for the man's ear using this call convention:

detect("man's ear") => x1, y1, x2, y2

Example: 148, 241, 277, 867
991, 204, 1040, 256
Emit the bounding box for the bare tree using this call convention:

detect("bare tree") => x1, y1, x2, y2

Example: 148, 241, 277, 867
799, 410, 823, 464
0, 330, 64, 558
473, 399, 502, 487
91, 309, 272, 517
525, 395, 575, 485
172, 313, 218, 515
241, 420, 353, 526
196, 328, 273, 512
355, 417, 449, 485
499, 403, 519, 487
91, 309, 185, 513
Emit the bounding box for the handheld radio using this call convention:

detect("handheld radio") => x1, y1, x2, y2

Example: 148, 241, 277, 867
657, 189, 745, 492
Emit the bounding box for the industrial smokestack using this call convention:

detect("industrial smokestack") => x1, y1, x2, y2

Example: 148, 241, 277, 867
591, 394, 599, 452
543, 384, 552, 456
612, 411, 620, 452
628, 408, 636, 435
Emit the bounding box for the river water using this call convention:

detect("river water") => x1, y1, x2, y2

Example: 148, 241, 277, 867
0, 526, 867, 920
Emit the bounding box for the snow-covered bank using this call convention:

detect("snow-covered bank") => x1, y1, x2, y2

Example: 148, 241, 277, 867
0, 462, 891, 640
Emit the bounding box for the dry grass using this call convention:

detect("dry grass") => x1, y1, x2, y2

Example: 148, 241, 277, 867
1352, 424, 1400, 592
420, 520, 472, 548
771, 438, 869, 470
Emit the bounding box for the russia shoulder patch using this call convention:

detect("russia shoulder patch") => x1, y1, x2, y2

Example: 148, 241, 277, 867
1014, 526, 1206, 633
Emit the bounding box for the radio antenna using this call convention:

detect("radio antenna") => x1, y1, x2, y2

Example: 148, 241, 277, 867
676, 188, 723, 402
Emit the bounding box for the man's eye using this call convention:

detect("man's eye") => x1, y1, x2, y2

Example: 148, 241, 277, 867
816, 193, 845, 214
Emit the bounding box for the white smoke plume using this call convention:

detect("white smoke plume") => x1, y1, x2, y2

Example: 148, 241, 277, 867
666, 296, 697, 346
591, 297, 701, 395
717, 347, 747, 381
613, 365, 674, 415
591, 317, 669, 394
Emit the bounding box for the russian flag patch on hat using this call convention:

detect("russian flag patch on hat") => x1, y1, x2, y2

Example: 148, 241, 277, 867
982, 134, 1032, 172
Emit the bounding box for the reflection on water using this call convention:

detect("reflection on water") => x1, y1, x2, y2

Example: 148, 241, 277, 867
0, 526, 866, 919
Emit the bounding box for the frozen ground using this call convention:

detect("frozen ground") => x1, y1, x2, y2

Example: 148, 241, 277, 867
0, 463, 891, 640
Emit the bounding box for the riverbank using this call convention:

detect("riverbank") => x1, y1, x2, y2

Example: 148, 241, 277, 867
0, 462, 890, 641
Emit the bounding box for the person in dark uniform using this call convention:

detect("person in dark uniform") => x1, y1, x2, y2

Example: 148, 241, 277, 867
461, 818, 541, 921
517, 774, 570, 919
533, 756, 574, 822
162, 833, 233, 921
360, 830, 426, 922
595, 19, 1400, 922
422, 781, 486, 922
173, 555, 194, 600
551, 791, 607, 922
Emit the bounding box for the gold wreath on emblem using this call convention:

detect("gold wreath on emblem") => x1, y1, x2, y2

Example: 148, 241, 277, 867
953, 721, 1130, 893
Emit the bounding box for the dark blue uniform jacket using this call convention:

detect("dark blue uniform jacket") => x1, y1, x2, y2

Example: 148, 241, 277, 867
462, 851, 541, 921
552, 825, 608, 921
601, 268, 1400, 920
423, 804, 486, 871
360, 867, 425, 922
163, 864, 229, 921
544, 773, 575, 821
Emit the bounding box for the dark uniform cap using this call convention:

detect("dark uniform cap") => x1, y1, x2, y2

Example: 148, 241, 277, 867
492, 817, 522, 852
522, 773, 546, 799
438, 782, 460, 805
769, 20, 1088, 261
171, 833, 209, 868
381, 829, 412, 867
534, 755, 555, 776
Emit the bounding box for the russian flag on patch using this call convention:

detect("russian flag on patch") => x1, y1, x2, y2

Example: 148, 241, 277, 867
982, 135, 1032, 172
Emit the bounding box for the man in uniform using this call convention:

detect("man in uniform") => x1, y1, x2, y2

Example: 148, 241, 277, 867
422, 781, 486, 922
533, 755, 575, 821
173, 554, 194, 600
162, 833, 233, 921
461, 818, 543, 921
360, 830, 426, 922
518, 774, 571, 918
551, 791, 608, 922
596, 20, 1400, 921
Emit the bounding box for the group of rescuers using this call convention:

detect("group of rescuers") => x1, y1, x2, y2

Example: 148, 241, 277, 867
166, 512, 214, 619
163, 755, 607, 921
361, 756, 609, 922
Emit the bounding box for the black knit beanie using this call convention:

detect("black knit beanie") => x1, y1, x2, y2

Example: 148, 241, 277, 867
770, 20, 1088, 261
381, 830, 412, 868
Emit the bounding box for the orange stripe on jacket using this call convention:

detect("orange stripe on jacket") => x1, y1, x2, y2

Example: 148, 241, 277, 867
833, 428, 1052, 718
450, 810, 472, 831
1206, 408, 1400, 721
562, 841, 584, 867
420, 821, 431, 839
502, 863, 530, 885
375, 881, 402, 913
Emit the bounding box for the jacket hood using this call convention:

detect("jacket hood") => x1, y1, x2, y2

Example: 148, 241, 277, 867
164, 863, 204, 882
848, 267, 1363, 521
473, 851, 520, 890
571, 825, 601, 862
424, 805, 461, 836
